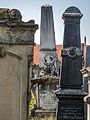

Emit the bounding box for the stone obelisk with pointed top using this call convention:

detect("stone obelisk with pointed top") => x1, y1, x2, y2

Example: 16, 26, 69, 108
55, 6, 87, 120
39, 4, 59, 75
36, 4, 60, 112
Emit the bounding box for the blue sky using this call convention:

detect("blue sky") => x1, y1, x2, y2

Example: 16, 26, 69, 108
0, 0, 90, 45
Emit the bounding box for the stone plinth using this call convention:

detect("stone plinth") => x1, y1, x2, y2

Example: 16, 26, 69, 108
31, 75, 59, 111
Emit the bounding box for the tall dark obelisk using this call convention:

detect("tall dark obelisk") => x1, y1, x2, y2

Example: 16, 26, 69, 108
55, 6, 87, 120
39, 5, 59, 75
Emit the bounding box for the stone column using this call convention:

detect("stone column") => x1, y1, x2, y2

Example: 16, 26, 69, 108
39, 5, 59, 75
40, 4, 56, 50
55, 6, 86, 120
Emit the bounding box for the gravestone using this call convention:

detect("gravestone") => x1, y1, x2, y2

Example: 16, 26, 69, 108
39, 90, 57, 110
31, 5, 59, 114
55, 6, 86, 120
0, 8, 38, 120
37, 76, 59, 110
39, 4, 59, 110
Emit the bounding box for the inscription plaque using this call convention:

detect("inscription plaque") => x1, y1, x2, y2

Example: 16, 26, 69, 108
39, 90, 57, 110
57, 99, 84, 120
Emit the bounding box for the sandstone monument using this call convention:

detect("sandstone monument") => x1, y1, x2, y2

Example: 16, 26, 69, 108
0, 8, 38, 120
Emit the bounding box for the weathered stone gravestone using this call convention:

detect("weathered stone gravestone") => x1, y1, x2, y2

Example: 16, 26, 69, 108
55, 6, 87, 120
39, 84, 57, 110
39, 4, 60, 111
31, 5, 60, 114
0, 8, 38, 120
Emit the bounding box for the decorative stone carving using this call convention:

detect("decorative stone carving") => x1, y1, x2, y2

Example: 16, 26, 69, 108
0, 8, 9, 21
43, 53, 54, 66
61, 47, 83, 57
0, 8, 38, 45
0, 8, 22, 22
8, 9, 22, 21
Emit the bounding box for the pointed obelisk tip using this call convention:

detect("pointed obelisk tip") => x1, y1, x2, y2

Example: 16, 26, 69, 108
40, 4, 56, 50
40, 4, 56, 68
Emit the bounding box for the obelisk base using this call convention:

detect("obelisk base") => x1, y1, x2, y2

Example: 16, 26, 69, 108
55, 89, 87, 120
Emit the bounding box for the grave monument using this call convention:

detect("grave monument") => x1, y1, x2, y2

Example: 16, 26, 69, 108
55, 6, 87, 120
0, 8, 38, 120
39, 4, 59, 111
31, 5, 60, 115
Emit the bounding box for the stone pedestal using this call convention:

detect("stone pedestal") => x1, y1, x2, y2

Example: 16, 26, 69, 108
56, 89, 86, 120
57, 98, 84, 119
55, 6, 86, 120
31, 75, 59, 113
0, 8, 38, 120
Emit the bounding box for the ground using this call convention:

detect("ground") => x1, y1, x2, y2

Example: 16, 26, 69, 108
30, 116, 56, 120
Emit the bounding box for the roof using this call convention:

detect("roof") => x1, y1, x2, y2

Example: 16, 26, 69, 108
34, 41, 88, 65
34, 44, 63, 64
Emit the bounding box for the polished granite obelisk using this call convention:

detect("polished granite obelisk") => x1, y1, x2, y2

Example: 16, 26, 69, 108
55, 6, 87, 120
